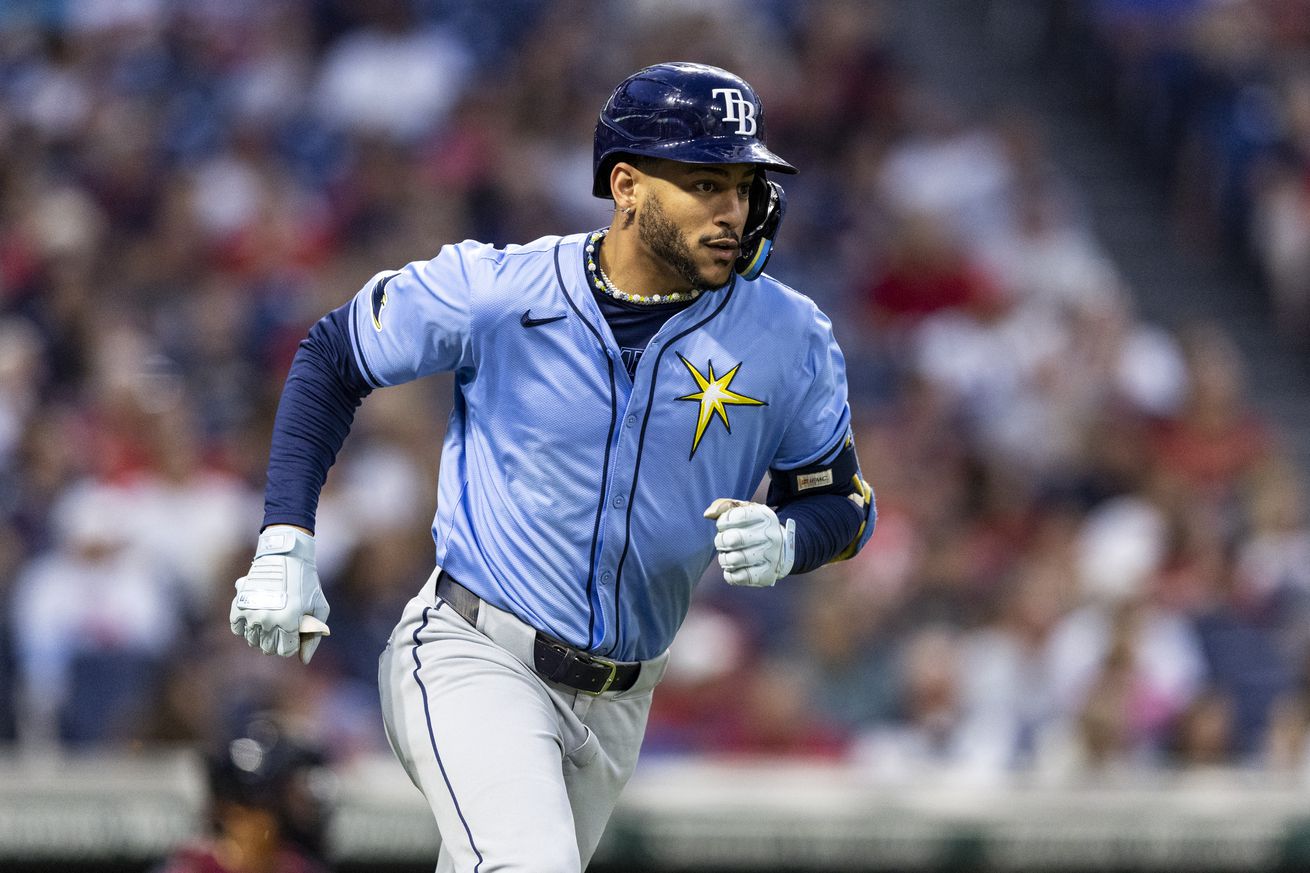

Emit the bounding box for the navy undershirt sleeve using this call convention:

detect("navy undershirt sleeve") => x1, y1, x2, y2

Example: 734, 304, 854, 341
777, 493, 865, 575
262, 303, 373, 532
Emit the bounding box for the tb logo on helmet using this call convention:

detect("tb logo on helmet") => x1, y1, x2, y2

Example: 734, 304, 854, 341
711, 87, 757, 136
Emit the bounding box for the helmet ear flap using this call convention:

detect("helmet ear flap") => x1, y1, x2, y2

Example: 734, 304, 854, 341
736, 175, 786, 280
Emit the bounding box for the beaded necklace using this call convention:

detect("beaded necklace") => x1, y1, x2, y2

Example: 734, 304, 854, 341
585, 229, 703, 306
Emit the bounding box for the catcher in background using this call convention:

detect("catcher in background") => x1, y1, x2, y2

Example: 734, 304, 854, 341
156, 716, 333, 873
229, 61, 874, 872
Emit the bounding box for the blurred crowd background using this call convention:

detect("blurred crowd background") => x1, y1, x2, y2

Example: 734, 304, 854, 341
2, 0, 1310, 789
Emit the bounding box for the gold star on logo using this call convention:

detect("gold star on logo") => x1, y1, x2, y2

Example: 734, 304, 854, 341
676, 354, 766, 459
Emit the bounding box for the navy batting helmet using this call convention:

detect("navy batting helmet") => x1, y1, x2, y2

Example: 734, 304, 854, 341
592, 61, 796, 199
593, 62, 795, 280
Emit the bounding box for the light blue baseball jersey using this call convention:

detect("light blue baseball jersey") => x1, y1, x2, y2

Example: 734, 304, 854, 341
347, 231, 867, 661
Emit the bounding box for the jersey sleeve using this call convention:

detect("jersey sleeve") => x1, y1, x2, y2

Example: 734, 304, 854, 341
772, 305, 852, 470
348, 240, 489, 387
771, 304, 876, 560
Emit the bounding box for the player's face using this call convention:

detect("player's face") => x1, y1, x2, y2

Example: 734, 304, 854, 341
634, 161, 755, 291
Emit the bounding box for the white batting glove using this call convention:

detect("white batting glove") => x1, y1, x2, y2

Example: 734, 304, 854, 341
704, 498, 796, 588
230, 525, 331, 664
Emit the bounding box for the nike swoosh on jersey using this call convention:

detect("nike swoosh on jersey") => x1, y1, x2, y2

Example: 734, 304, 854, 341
521, 310, 567, 328
371, 271, 400, 331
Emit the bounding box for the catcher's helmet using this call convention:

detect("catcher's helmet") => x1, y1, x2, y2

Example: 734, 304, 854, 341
592, 61, 795, 198
593, 62, 795, 280
207, 716, 334, 858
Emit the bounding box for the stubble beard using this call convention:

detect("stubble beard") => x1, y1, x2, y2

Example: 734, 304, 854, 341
637, 193, 728, 292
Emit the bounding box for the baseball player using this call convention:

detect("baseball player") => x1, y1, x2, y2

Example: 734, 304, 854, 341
156, 716, 332, 873
230, 62, 875, 872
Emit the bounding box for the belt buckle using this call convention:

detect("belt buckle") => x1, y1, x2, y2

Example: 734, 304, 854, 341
585, 656, 619, 696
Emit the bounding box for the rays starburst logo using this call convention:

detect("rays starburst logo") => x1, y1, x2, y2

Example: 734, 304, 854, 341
675, 354, 766, 459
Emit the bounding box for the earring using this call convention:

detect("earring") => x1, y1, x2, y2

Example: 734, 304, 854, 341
622, 206, 633, 215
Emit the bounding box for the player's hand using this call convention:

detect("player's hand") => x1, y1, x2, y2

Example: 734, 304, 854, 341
703, 498, 795, 587
230, 525, 331, 664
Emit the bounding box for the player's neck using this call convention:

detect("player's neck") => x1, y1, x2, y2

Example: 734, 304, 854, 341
599, 223, 694, 298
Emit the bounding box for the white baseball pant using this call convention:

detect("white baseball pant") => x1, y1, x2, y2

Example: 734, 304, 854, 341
378, 569, 668, 872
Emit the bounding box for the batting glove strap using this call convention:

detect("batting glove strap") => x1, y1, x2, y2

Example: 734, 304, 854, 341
779, 517, 796, 577
255, 526, 314, 560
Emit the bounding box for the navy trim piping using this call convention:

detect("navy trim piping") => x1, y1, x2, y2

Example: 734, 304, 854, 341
350, 294, 383, 389
411, 603, 484, 872
553, 239, 617, 650
603, 275, 737, 657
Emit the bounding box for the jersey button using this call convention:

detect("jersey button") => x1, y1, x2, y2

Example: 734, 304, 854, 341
601, 571, 613, 583
612, 495, 626, 508
625, 415, 636, 427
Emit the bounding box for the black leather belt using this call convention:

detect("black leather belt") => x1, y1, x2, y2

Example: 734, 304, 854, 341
436, 571, 641, 695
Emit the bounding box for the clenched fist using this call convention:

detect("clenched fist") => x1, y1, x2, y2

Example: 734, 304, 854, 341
703, 498, 796, 587
230, 525, 331, 664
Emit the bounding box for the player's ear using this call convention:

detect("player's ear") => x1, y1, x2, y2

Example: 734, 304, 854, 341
610, 161, 640, 212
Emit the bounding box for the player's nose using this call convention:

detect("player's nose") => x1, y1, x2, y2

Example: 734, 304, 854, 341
715, 192, 748, 232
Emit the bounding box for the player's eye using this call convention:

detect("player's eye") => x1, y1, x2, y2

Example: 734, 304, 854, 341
737, 183, 752, 199
694, 180, 717, 193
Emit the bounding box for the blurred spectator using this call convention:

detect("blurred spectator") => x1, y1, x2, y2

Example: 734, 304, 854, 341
1253, 142, 1310, 342
1235, 459, 1310, 661
876, 97, 1014, 243
317, 528, 429, 687
954, 561, 1071, 776
720, 660, 849, 760
0, 318, 45, 501
121, 401, 261, 617
312, 0, 472, 143
10, 480, 181, 747
796, 555, 902, 732
1264, 690, 1310, 775
862, 212, 1003, 330
1149, 322, 1272, 504
1042, 496, 1208, 770
1167, 688, 1237, 768
643, 604, 753, 756
851, 625, 972, 781
978, 182, 1117, 319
